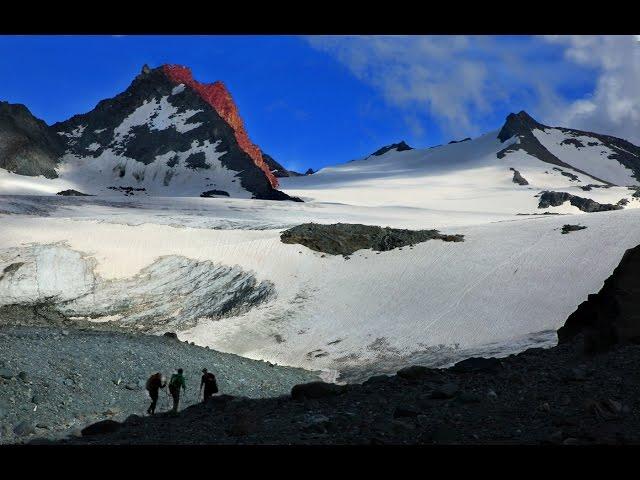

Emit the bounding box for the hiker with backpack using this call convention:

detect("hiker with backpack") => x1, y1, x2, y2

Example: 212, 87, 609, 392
145, 372, 166, 415
200, 368, 219, 402
168, 368, 186, 413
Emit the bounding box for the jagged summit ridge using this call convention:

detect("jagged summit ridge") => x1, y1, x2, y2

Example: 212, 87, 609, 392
497, 110, 544, 143
160, 64, 278, 188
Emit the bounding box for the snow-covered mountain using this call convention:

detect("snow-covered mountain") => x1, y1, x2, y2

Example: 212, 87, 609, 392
0, 101, 65, 179
0, 64, 296, 201
281, 111, 640, 215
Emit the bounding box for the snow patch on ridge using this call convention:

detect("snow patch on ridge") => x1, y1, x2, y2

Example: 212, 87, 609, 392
113, 96, 203, 141
533, 128, 638, 186
57, 125, 86, 145
171, 84, 186, 95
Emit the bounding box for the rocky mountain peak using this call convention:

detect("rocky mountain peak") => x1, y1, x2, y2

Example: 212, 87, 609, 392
498, 110, 545, 142
370, 141, 413, 157
161, 64, 278, 188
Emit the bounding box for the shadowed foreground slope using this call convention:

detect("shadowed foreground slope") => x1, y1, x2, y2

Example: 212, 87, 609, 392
48, 243, 640, 445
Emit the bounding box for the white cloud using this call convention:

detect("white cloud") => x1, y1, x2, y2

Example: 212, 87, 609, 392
306, 36, 500, 137
543, 35, 640, 143
306, 35, 640, 144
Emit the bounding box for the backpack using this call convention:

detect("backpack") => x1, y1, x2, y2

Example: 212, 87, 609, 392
204, 373, 218, 393
146, 373, 160, 391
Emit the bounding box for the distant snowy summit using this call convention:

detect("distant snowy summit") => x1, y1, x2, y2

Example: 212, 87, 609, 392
496, 110, 640, 186
0, 64, 299, 200
280, 111, 640, 213
342, 111, 640, 188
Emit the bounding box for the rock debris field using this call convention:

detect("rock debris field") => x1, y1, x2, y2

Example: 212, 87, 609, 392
0, 326, 319, 444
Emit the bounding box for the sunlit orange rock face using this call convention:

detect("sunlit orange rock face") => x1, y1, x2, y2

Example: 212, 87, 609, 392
162, 64, 278, 188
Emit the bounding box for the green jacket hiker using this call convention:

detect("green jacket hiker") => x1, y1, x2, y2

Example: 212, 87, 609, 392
169, 368, 186, 412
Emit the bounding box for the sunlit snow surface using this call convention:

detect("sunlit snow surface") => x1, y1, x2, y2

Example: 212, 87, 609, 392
2, 131, 640, 381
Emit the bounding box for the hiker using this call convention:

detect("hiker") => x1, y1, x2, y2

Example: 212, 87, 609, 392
200, 368, 219, 402
168, 368, 186, 413
145, 372, 166, 415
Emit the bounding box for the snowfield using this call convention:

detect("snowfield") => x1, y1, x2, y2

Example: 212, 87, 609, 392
2, 197, 640, 381
2, 130, 640, 381
280, 132, 637, 214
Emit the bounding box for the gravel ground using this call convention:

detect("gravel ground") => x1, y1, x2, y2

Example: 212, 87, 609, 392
50, 339, 640, 445
0, 326, 319, 444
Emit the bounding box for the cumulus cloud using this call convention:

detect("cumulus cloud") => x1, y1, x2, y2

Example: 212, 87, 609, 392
306, 36, 494, 136
543, 35, 640, 143
306, 35, 640, 143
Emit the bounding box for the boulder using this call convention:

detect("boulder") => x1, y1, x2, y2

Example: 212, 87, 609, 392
291, 381, 346, 400
81, 419, 121, 436
163, 332, 179, 341
396, 365, 438, 381
13, 421, 36, 436
451, 357, 501, 374
561, 224, 587, 235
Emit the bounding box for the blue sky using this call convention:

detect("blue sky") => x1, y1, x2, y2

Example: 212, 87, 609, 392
1, 35, 637, 172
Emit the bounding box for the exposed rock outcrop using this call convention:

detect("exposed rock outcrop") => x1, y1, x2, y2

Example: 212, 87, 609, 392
369, 141, 413, 157
0, 101, 65, 178
262, 152, 304, 178
200, 189, 230, 198
558, 244, 640, 352
538, 191, 623, 212
509, 168, 529, 186
56, 189, 91, 197
280, 223, 464, 256
553, 167, 579, 182
561, 224, 587, 234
